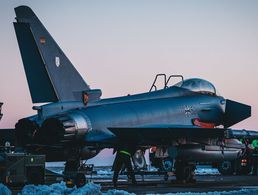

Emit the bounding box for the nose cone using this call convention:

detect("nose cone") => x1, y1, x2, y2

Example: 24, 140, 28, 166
223, 99, 251, 128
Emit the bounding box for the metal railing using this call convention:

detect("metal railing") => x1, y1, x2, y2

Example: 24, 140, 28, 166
149, 74, 184, 92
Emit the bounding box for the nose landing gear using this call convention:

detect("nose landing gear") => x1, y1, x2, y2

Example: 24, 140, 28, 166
175, 160, 196, 183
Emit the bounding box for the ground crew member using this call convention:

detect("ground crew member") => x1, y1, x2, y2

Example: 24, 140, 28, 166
251, 139, 258, 175
112, 145, 136, 187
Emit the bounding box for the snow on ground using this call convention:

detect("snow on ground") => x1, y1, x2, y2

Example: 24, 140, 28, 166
149, 188, 258, 195
194, 166, 220, 176
106, 189, 136, 195
17, 182, 135, 195
97, 168, 112, 175
46, 163, 220, 176
20, 182, 134, 195
94, 166, 220, 176
0, 182, 258, 195
0, 183, 11, 195
36, 165, 255, 194
19, 185, 258, 195
45, 162, 65, 168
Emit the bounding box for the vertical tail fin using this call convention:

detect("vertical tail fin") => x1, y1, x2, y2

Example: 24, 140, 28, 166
14, 6, 91, 103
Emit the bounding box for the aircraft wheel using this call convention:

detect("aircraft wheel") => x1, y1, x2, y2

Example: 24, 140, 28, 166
162, 157, 173, 172
65, 179, 75, 188
75, 173, 86, 188
64, 159, 80, 173
132, 150, 146, 170
149, 152, 163, 171
175, 161, 195, 183
218, 160, 234, 175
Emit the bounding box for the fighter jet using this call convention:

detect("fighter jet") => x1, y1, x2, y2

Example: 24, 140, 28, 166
13, 6, 258, 182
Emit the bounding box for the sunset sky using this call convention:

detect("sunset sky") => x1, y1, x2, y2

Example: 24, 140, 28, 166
1, 0, 258, 132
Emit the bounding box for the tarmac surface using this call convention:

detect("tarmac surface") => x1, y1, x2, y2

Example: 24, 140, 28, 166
93, 174, 258, 194
9, 167, 258, 194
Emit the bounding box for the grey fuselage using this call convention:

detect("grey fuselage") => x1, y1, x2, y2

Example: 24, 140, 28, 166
23, 85, 235, 162
36, 85, 225, 139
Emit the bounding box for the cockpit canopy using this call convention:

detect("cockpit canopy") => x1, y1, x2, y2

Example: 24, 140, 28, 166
174, 78, 217, 95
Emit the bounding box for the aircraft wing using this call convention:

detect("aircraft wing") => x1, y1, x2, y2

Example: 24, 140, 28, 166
108, 125, 258, 145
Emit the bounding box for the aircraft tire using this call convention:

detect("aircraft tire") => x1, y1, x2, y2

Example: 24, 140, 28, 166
175, 161, 194, 183
64, 159, 80, 173
218, 160, 234, 175
162, 157, 173, 172
149, 152, 163, 171
132, 150, 146, 170
75, 173, 86, 188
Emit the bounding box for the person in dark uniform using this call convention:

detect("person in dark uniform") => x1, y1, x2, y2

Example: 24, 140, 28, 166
112, 144, 137, 187
251, 139, 258, 176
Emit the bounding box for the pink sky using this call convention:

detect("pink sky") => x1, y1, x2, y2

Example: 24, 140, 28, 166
0, 0, 258, 132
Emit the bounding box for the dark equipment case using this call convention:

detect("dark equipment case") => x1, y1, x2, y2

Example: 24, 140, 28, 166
0, 145, 45, 185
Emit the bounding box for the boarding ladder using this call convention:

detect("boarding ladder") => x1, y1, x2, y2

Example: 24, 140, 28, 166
149, 74, 184, 92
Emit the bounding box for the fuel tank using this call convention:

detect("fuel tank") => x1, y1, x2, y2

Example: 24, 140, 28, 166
174, 145, 241, 162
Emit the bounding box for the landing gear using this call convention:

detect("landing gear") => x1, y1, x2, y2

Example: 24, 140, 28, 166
162, 158, 173, 181
175, 160, 195, 183
218, 159, 252, 175
218, 160, 234, 175
75, 173, 86, 188
162, 157, 173, 172
132, 150, 147, 170
64, 159, 80, 173
64, 159, 86, 188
